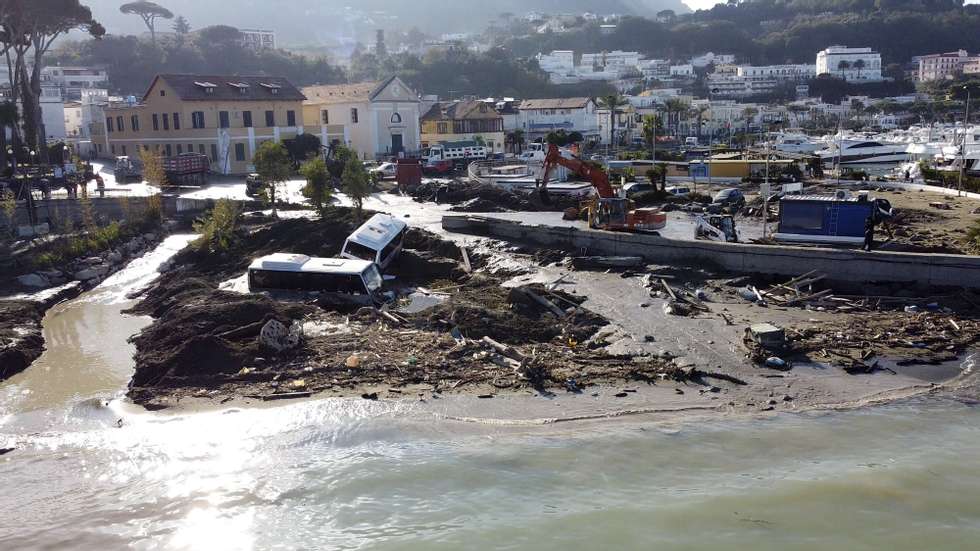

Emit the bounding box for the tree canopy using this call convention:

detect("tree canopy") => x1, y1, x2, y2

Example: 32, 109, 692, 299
120, 2, 173, 44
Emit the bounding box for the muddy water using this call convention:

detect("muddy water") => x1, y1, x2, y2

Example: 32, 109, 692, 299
2, 237, 980, 550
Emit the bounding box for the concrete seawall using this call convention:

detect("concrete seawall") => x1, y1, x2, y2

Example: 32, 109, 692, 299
443, 215, 980, 289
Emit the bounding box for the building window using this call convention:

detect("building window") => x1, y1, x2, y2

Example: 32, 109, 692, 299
243, 111, 253, 128
152, 114, 159, 131
219, 111, 230, 128
192, 111, 205, 129
116, 116, 124, 132
437, 122, 448, 133
160, 89, 165, 97
210, 144, 218, 162
265, 110, 274, 126
165, 144, 172, 157
176, 144, 183, 154
351, 108, 359, 123
131, 115, 140, 131
173, 113, 180, 130
187, 144, 193, 154
198, 144, 205, 155
106, 117, 113, 132
162, 113, 170, 130
321, 110, 329, 124
235, 143, 246, 161
110, 144, 115, 154
391, 112, 402, 124
122, 145, 127, 156
286, 110, 296, 126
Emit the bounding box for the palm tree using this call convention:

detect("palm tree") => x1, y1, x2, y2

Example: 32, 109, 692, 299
853, 59, 865, 80
693, 105, 709, 144
507, 129, 525, 155
837, 60, 851, 80
642, 114, 661, 159
664, 98, 686, 140
742, 107, 758, 144
597, 94, 628, 150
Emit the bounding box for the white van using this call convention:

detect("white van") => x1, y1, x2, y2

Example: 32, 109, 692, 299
341, 213, 409, 270
248, 253, 384, 304
685, 137, 698, 146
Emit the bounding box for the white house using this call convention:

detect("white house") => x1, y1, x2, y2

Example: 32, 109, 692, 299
536, 50, 575, 74
40, 65, 108, 101
302, 76, 422, 159
40, 85, 66, 141
816, 46, 882, 82
517, 97, 600, 143
240, 29, 277, 51
670, 65, 695, 78
580, 51, 641, 70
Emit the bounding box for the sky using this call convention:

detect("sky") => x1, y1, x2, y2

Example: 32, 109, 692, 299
683, 0, 725, 8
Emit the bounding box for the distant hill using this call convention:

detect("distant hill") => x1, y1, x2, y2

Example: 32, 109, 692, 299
83, 0, 691, 45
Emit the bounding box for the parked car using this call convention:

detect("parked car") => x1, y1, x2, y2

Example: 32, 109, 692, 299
665, 186, 691, 196
369, 162, 397, 180
709, 188, 746, 213
623, 182, 655, 197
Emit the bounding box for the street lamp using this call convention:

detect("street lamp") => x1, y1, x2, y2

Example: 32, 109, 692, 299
958, 85, 971, 198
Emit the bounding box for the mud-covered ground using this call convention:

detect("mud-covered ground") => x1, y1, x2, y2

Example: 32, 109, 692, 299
125, 209, 676, 409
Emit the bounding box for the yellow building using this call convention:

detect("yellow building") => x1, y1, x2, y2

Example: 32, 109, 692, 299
102, 74, 307, 174
420, 100, 505, 153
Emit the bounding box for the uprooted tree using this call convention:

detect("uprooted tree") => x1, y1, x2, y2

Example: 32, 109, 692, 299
119, 1, 173, 45
1, 0, 104, 163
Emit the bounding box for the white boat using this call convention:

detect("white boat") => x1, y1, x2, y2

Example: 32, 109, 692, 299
817, 138, 909, 164
772, 133, 825, 155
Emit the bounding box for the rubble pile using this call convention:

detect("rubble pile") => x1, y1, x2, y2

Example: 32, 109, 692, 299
793, 312, 980, 370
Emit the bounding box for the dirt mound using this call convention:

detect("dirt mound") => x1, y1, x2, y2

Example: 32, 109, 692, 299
413, 180, 542, 212
129, 287, 315, 387
409, 278, 606, 345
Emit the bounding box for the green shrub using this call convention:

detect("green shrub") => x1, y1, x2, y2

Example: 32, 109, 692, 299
192, 199, 241, 253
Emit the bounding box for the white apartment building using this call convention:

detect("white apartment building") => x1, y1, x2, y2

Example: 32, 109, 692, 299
816, 46, 882, 82
638, 59, 671, 80
964, 58, 980, 76
918, 50, 973, 82
738, 64, 816, 81
690, 52, 736, 68
580, 51, 641, 70
240, 29, 277, 51
517, 97, 600, 143
40, 66, 108, 101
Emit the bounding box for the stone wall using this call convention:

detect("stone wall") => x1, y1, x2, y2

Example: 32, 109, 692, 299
443, 215, 980, 289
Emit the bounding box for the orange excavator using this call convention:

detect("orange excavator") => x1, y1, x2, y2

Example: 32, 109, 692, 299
540, 144, 666, 233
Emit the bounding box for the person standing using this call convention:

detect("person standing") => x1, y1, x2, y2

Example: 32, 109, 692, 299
863, 216, 875, 252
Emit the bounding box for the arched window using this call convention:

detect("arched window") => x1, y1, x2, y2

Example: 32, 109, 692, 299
391, 112, 402, 124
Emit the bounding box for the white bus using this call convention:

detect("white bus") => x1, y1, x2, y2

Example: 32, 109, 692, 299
341, 213, 409, 270
247, 253, 385, 304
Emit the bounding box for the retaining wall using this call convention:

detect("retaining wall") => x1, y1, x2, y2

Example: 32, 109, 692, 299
0, 196, 262, 231
443, 215, 980, 289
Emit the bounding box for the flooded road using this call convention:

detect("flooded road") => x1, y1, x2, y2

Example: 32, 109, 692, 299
2, 229, 980, 550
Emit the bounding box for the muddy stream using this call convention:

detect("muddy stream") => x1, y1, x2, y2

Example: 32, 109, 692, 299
2, 227, 980, 550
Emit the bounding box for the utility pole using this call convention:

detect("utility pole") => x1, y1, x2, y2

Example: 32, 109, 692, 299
958, 86, 970, 198
763, 125, 771, 240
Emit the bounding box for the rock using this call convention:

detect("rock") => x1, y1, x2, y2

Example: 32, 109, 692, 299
16, 273, 49, 288
39, 269, 63, 279
782, 395, 794, 402
106, 251, 123, 264
74, 268, 99, 281
143, 233, 157, 242
345, 354, 361, 368
82, 256, 103, 266
764, 356, 789, 370
93, 265, 110, 277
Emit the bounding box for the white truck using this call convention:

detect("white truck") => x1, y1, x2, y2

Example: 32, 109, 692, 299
423, 141, 489, 166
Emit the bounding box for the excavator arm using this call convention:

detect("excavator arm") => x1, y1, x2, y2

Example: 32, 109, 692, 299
541, 144, 616, 198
